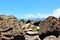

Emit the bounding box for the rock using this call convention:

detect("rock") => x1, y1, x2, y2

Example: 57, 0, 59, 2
22, 23, 40, 35
0, 15, 22, 40
39, 16, 59, 35
25, 35, 41, 40
26, 31, 39, 35
0, 15, 60, 40
43, 35, 56, 40
43, 35, 60, 40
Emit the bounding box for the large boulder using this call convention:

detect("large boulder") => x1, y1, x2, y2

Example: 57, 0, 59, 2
39, 16, 59, 35
0, 15, 22, 40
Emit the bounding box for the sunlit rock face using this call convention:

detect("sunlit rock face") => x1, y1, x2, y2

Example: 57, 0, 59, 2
25, 35, 41, 40
0, 15, 23, 40
22, 22, 40, 40
22, 23, 40, 35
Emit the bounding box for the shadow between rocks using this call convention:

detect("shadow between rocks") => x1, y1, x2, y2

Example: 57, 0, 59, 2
39, 30, 60, 40
12, 35, 25, 40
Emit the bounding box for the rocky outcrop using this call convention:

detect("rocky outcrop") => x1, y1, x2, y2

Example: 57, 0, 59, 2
39, 16, 60, 34
0, 15, 60, 40
0, 15, 23, 40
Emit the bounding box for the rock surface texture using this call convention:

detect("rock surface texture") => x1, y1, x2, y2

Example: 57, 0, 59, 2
0, 15, 22, 40
43, 35, 60, 40
25, 35, 40, 40
0, 15, 60, 40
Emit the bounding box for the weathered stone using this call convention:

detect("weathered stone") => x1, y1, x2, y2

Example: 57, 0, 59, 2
0, 15, 60, 40
43, 35, 56, 40
0, 15, 22, 40
25, 35, 41, 40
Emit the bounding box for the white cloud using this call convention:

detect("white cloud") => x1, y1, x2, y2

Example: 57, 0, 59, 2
52, 8, 60, 18
23, 14, 38, 18
23, 13, 45, 19
23, 8, 60, 19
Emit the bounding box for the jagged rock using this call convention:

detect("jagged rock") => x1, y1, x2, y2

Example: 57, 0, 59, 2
21, 22, 40, 40
0, 15, 60, 40
0, 15, 22, 40
39, 16, 59, 35
22, 23, 40, 35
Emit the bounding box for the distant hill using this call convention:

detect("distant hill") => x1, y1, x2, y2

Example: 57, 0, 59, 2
23, 17, 45, 20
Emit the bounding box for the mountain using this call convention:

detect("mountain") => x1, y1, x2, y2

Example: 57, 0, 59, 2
24, 17, 45, 20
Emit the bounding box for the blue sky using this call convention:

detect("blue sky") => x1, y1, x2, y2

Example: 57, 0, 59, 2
0, 0, 60, 19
